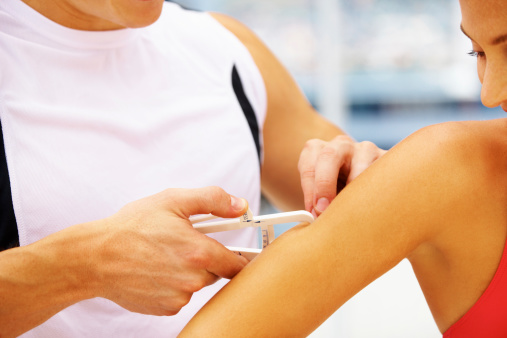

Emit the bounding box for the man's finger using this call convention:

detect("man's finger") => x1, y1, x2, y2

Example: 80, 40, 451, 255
347, 142, 386, 184
160, 186, 248, 219
298, 140, 324, 212
313, 141, 352, 213
204, 239, 249, 280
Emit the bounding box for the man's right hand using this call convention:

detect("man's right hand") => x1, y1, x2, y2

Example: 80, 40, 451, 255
92, 186, 250, 316
0, 186, 250, 338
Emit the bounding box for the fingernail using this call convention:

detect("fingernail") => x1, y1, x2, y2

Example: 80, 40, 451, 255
311, 208, 318, 218
315, 197, 329, 213
231, 196, 246, 212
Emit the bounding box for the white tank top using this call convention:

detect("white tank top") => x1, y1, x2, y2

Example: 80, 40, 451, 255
0, 0, 266, 336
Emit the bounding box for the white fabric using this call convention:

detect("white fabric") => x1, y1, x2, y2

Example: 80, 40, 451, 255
0, 0, 267, 336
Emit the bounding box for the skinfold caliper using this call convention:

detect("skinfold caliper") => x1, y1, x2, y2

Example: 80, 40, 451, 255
190, 208, 314, 260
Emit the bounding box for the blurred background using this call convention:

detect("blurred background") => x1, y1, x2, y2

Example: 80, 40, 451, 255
173, 0, 504, 337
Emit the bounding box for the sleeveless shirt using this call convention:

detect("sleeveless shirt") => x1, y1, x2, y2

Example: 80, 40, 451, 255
0, 0, 266, 336
443, 237, 507, 337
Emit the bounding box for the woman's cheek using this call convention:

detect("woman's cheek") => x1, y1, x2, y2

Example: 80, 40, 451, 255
477, 60, 486, 84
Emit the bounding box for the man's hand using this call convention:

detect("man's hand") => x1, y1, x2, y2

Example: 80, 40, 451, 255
92, 186, 249, 316
0, 186, 249, 337
298, 135, 386, 216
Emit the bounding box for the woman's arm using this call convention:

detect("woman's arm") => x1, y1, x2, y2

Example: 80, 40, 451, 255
180, 120, 507, 336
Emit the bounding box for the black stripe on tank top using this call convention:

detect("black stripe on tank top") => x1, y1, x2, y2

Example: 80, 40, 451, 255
0, 120, 19, 251
231, 65, 261, 166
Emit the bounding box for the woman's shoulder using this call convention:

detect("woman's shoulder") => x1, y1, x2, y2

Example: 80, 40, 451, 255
392, 118, 507, 332
409, 118, 507, 144
402, 118, 507, 173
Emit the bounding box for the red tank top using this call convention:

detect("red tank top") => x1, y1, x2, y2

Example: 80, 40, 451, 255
443, 239, 507, 337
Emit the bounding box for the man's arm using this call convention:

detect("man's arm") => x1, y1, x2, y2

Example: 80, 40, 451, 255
179, 120, 507, 336
211, 13, 384, 212
0, 223, 98, 337
0, 187, 249, 337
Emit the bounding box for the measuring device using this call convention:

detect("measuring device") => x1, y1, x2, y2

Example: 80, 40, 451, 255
190, 208, 314, 260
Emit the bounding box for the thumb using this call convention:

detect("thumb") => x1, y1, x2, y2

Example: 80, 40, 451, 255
166, 186, 248, 219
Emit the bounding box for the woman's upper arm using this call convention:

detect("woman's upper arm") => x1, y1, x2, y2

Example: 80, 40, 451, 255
180, 122, 489, 337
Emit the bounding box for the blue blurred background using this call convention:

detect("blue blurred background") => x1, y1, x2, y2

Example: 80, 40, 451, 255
173, 1, 504, 337
175, 0, 503, 149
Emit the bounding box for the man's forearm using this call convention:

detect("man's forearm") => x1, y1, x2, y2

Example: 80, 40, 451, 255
0, 221, 101, 337
0, 186, 252, 337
